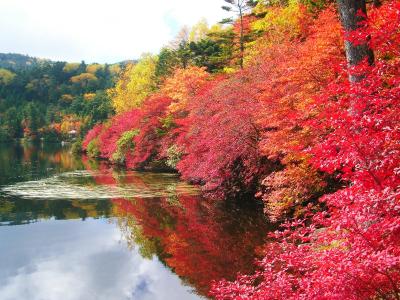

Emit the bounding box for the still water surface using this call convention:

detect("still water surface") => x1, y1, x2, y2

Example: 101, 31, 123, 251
0, 142, 270, 300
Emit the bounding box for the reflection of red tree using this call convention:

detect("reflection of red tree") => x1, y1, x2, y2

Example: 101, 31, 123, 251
113, 194, 271, 297
22, 144, 35, 162
81, 156, 271, 297
81, 156, 118, 185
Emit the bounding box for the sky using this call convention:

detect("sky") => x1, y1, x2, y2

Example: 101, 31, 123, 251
0, 0, 229, 63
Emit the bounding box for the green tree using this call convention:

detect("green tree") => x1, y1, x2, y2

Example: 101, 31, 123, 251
189, 39, 226, 72
221, 0, 257, 68
155, 47, 180, 80
3, 107, 22, 137
24, 103, 41, 136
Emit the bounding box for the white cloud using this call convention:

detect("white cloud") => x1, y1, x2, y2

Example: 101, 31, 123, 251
0, 0, 229, 63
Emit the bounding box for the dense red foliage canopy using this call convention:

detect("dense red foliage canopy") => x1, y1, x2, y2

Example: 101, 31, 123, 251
82, 2, 400, 298
211, 2, 400, 299
82, 123, 104, 149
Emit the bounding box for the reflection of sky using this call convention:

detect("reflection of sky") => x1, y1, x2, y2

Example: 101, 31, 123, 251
0, 219, 201, 300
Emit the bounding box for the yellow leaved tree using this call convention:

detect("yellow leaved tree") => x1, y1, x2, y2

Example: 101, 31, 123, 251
188, 18, 209, 43
86, 64, 103, 74
0, 68, 16, 85
62, 63, 80, 73
161, 66, 210, 113
70, 73, 98, 87
109, 54, 158, 113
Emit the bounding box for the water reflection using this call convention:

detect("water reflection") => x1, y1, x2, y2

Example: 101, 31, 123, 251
0, 198, 112, 226
0, 220, 201, 300
0, 141, 84, 186
113, 197, 269, 296
0, 143, 271, 299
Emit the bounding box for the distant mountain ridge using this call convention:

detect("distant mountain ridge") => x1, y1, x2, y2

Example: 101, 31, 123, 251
0, 53, 137, 71
0, 53, 51, 70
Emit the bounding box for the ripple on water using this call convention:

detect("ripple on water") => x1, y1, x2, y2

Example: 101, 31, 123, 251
0, 170, 200, 200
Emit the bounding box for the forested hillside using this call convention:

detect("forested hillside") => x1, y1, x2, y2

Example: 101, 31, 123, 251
80, 0, 400, 298
0, 53, 119, 141
0, 53, 46, 70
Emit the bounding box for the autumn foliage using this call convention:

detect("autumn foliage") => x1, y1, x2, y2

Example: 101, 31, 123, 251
82, 1, 400, 298
211, 1, 400, 299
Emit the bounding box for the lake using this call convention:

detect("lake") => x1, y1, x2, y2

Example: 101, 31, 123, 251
0, 142, 271, 300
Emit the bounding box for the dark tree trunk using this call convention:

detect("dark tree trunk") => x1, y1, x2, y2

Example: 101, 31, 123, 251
239, 8, 244, 69
336, 0, 374, 82
373, 0, 382, 8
